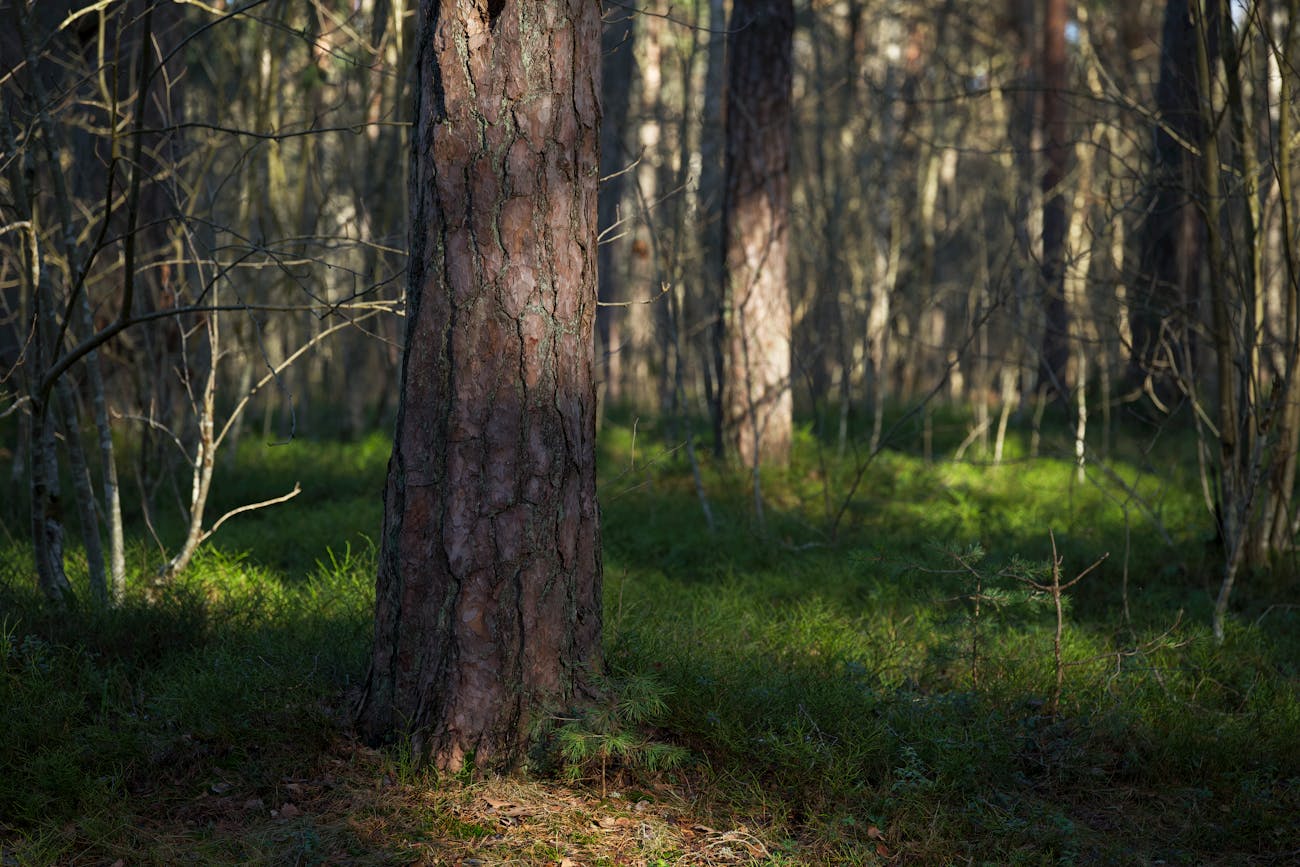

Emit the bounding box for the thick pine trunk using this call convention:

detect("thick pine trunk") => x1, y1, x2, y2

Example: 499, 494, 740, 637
722, 0, 794, 467
357, 0, 603, 774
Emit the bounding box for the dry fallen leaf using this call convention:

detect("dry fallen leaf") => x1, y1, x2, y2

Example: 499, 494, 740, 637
483, 798, 530, 817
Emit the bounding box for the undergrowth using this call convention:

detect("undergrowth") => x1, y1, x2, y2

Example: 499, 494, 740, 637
0, 415, 1297, 864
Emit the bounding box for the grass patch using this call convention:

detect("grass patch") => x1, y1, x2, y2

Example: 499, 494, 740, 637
2, 413, 1297, 864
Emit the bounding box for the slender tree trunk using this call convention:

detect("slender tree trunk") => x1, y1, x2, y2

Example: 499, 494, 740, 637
700, 0, 728, 457
30, 402, 72, 604
597, 7, 636, 408
81, 335, 126, 602
1267, 2, 1300, 553
1130, 0, 1215, 403
1193, 0, 1243, 643
1037, 0, 1071, 400
807, 10, 842, 410
55, 377, 107, 602
722, 0, 794, 468
357, 0, 603, 773
2, 32, 72, 601
1005, 0, 1038, 415
161, 311, 218, 580
836, 1, 863, 456
868, 23, 907, 455
27, 229, 73, 603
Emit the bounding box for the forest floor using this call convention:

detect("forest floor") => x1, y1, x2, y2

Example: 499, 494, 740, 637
2, 410, 1299, 865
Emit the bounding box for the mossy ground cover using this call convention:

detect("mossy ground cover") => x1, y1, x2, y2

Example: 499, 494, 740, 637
1, 413, 1297, 865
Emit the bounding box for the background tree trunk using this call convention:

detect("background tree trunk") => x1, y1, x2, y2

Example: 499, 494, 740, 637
700, 0, 729, 457
356, 0, 603, 774
722, 0, 794, 468
597, 6, 636, 409
1129, 0, 1215, 402
1037, 0, 1071, 399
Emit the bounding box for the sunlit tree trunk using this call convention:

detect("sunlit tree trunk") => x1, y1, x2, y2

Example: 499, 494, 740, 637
722, 0, 794, 469
624, 11, 665, 408
356, 0, 603, 773
160, 309, 218, 580
1262, 1, 1300, 557
1196, 0, 1244, 643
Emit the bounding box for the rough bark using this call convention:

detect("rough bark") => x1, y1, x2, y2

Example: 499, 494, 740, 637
722, 0, 794, 467
356, 0, 603, 774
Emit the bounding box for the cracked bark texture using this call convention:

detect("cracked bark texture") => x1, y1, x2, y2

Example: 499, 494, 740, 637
356, 0, 603, 774
722, 0, 794, 467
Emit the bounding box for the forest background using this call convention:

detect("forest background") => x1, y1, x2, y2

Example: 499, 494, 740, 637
2, 0, 1299, 863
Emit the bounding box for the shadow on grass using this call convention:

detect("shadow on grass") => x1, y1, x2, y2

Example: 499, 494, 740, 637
1, 417, 1297, 863
596, 415, 1300, 863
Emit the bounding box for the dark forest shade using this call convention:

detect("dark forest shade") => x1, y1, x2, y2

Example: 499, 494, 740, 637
1128, 0, 1216, 399
355, 0, 603, 773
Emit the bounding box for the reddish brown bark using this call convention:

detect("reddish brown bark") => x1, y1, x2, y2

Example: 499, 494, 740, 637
1037, 0, 1071, 399
356, 0, 603, 773
722, 0, 794, 467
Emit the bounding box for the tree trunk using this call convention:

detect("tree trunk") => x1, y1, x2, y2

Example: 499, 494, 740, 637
27, 233, 74, 604
1004, 0, 1038, 414
1264, 1, 1300, 557
1129, 0, 1215, 403
356, 0, 603, 774
700, 0, 728, 457
55, 376, 107, 603
1037, 0, 1071, 400
722, 0, 794, 468
597, 6, 635, 408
